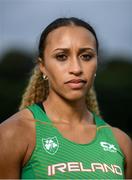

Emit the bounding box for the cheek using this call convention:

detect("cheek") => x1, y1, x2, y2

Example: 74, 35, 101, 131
45, 63, 64, 84
85, 60, 97, 76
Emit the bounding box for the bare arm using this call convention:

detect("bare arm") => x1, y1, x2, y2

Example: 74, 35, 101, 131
0, 110, 33, 179
112, 127, 132, 179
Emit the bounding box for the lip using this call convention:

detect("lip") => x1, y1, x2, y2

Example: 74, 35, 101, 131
65, 79, 86, 84
64, 79, 87, 89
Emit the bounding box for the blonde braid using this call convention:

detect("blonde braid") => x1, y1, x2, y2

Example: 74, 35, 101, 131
86, 86, 100, 116
19, 65, 49, 110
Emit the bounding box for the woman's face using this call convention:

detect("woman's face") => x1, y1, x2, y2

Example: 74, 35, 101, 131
40, 25, 97, 101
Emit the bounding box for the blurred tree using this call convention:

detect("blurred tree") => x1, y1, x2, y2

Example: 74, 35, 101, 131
0, 49, 34, 122
0, 50, 132, 137
0, 50, 34, 78
95, 57, 132, 137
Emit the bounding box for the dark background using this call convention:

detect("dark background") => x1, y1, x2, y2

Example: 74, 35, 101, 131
0, 49, 132, 137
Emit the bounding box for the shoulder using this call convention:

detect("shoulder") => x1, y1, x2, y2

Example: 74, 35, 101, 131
111, 127, 132, 154
111, 127, 132, 178
0, 108, 34, 140
0, 108, 35, 169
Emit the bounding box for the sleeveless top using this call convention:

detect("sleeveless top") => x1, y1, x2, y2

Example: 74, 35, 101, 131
21, 103, 125, 179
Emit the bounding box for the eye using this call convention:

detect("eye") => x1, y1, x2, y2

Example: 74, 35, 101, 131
55, 53, 67, 61
80, 53, 92, 61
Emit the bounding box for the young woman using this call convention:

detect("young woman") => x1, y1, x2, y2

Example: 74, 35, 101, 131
0, 17, 131, 179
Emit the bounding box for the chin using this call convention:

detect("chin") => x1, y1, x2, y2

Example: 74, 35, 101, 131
62, 91, 86, 102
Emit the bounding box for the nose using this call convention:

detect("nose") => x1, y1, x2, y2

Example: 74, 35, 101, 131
68, 58, 83, 76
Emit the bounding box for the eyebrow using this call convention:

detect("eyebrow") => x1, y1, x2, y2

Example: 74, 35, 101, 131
53, 47, 96, 53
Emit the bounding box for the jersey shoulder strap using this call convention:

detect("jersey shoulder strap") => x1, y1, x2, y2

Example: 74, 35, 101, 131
27, 103, 50, 123
93, 112, 108, 127
94, 113, 125, 158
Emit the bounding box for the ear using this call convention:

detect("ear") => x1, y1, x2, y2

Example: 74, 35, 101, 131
38, 57, 46, 74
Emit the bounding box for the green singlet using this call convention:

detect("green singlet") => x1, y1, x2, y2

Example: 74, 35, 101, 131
21, 104, 125, 179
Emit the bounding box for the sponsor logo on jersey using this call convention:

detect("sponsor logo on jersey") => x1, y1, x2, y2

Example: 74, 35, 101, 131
100, 141, 117, 152
48, 162, 123, 176
42, 136, 59, 155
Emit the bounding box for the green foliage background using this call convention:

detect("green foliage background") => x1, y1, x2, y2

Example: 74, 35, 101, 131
0, 50, 132, 137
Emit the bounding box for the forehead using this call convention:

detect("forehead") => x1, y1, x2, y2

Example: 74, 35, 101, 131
45, 25, 96, 49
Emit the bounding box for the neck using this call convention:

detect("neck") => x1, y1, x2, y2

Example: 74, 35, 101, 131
43, 91, 89, 125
